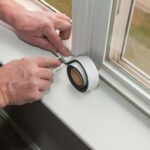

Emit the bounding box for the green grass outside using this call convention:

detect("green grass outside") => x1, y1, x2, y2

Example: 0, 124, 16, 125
45, 0, 72, 17
125, 7, 150, 75
129, 7, 150, 49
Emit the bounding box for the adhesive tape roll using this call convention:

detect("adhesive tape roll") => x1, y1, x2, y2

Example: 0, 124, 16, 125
67, 56, 99, 92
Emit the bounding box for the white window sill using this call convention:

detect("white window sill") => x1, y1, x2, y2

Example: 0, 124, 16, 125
0, 21, 150, 150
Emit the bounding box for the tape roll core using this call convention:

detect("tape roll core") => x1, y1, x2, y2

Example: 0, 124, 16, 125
70, 68, 84, 87
67, 61, 88, 92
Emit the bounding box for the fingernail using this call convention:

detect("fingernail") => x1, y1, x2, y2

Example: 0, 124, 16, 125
62, 48, 72, 56
56, 58, 61, 64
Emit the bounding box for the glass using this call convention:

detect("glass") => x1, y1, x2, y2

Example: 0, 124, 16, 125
123, 0, 150, 76
44, 0, 72, 17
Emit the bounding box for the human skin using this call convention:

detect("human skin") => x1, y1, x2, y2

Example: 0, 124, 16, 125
0, 0, 72, 56
0, 0, 71, 107
0, 57, 61, 108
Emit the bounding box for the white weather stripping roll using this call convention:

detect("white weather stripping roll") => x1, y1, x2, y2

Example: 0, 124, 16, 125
52, 52, 100, 92
67, 56, 100, 92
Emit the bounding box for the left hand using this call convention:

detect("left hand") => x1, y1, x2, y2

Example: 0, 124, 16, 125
14, 10, 72, 56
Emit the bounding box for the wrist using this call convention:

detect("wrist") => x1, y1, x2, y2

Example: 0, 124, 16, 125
0, 86, 7, 108
0, 69, 9, 108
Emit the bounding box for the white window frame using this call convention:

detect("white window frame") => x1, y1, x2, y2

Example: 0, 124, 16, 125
72, 0, 150, 116
110, 0, 150, 88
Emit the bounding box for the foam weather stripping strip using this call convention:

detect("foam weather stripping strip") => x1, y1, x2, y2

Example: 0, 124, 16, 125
53, 52, 100, 92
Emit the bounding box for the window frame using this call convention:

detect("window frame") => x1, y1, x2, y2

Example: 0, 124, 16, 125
72, 0, 150, 116
109, 0, 150, 88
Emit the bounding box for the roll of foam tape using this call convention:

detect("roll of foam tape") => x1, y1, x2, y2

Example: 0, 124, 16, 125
67, 56, 99, 92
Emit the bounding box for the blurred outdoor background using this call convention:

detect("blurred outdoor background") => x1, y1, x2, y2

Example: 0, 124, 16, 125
45, 0, 72, 17
125, 0, 150, 76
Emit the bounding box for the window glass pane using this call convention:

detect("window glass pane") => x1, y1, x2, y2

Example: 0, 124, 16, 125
123, 0, 150, 76
44, 0, 72, 17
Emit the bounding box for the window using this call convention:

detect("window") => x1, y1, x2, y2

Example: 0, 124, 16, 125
110, 0, 150, 88
124, 0, 150, 76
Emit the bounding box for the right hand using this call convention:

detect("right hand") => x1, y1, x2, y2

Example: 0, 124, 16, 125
13, 10, 72, 56
0, 57, 60, 107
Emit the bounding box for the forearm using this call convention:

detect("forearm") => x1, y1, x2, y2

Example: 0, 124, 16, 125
0, 0, 26, 28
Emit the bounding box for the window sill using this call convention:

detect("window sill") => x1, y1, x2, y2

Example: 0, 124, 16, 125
99, 60, 150, 117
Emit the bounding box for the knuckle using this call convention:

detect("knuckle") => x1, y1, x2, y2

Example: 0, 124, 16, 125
28, 78, 38, 90
31, 78, 38, 87
28, 67, 38, 77
50, 14, 58, 22
44, 21, 52, 29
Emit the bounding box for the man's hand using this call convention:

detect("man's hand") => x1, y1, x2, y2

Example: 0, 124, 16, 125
14, 10, 71, 56
0, 57, 60, 108
0, 0, 71, 56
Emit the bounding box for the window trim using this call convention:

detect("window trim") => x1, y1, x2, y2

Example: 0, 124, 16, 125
72, 0, 150, 116
99, 61, 150, 116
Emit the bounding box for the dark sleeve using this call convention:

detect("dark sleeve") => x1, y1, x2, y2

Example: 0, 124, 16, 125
0, 62, 3, 67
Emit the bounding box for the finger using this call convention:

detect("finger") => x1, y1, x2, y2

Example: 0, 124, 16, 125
55, 13, 71, 23
44, 27, 71, 56
37, 68, 53, 80
34, 57, 61, 68
56, 20, 72, 40
43, 25, 64, 51
59, 31, 70, 40
58, 47, 71, 56
29, 36, 57, 52
38, 79, 51, 91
